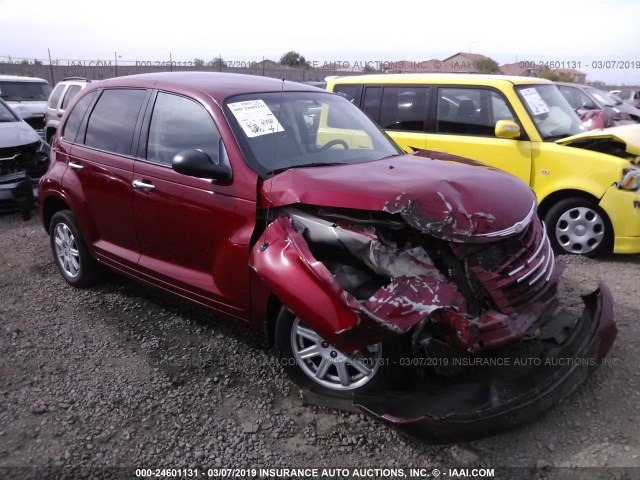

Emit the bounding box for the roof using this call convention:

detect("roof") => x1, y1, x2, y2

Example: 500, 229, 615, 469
442, 52, 491, 62
325, 73, 552, 86
0, 74, 49, 83
84, 72, 322, 103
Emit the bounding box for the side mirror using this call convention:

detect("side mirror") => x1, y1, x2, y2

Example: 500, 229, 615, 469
495, 120, 521, 139
172, 147, 232, 182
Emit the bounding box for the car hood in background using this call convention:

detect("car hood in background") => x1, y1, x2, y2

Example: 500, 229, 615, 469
261, 151, 537, 242
5, 100, 47, 120
556, 124, 640, 156
0, 121, 41, 149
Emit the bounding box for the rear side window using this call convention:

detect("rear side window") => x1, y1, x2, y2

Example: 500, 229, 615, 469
362, 87, 382, 123
48, 85, 65, 108
379, 86, 430, 131
85, 89, 147, 156
61, 85, 82, 109
146, 92, 220, 166
62, 90, 98, 143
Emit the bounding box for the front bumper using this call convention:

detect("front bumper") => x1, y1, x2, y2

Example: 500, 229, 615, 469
0, 172, 40, 218
353, 284, 616, 442
599, 185, 640, 254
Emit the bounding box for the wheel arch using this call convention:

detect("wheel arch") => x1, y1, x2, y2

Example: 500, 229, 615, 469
541, 191, 614, 256
41, 195, 70, 234
538, 189, 605, 222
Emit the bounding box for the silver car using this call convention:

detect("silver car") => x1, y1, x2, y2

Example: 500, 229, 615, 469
0, 98, 49, 218
557, 82, 640, 122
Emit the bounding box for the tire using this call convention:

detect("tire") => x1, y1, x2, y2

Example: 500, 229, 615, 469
275, 307, 408, 397
544, 198, 612, 257
49, 210, 102, 288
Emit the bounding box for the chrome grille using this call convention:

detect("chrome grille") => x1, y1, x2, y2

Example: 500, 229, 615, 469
470, 219, 555, 314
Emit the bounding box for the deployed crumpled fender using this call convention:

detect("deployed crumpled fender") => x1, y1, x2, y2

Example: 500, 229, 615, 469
248, 214, 464, 349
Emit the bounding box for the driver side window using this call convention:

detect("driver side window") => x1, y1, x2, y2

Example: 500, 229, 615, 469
147, 92, 220, 166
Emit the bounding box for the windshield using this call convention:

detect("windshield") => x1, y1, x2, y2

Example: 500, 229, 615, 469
0, 101, 19, 122
586, 87, 619, 107
224, 91, 401, 177
516, 84, 585, 140
0, 81, 52, 101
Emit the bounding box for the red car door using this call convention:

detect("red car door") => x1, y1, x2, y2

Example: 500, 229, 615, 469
64, 88, 149, 271
131, 91, 255, 319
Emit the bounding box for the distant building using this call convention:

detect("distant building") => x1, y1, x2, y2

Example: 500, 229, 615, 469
554, 69, 587, 84
440, 52, 492, 73
500, 61, 547, 77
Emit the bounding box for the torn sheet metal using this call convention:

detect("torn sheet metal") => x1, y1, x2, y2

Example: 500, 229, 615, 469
361, 275, 465, 333
250, 213, 465, 345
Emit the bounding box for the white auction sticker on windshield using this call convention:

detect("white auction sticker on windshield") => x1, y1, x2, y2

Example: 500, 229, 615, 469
520, 88, 549, 115
228, 99, 284, 137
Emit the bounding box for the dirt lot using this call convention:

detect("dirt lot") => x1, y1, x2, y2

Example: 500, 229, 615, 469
1, 211, 639, 479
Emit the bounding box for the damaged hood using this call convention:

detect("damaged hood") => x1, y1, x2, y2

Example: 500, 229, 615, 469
261, 151, 537, 241
556, 124, 640, 157
0, 120, 40, 149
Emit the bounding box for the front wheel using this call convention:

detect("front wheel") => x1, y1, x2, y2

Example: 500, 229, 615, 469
275, 308, 406, 397
544, 198, 612, 256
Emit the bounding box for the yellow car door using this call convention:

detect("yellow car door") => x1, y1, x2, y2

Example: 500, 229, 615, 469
422, 87, 532, 185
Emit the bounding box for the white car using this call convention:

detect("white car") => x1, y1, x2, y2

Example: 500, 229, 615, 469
0, 74, 51, 138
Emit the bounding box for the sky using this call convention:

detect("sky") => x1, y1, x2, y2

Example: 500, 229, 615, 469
1, 0, 639, 85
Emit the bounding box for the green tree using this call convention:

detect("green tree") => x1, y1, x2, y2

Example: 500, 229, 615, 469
362, 64, 380, 73
557, 72, 575, 82
279, 51, 310, 69
193, 58, 205, 67
474, 57, 500, 74
538, 70, 559, 81
539, 70, 575, 82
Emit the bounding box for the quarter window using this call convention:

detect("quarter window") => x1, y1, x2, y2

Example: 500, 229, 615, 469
48, 85, 65, 108
147, 92, 220, 166
332, 84, 363, 105
62, 90, 98, 143
85, 89, 147, 155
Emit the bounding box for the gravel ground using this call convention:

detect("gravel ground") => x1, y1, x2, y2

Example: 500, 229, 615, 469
1, 211, 639, 479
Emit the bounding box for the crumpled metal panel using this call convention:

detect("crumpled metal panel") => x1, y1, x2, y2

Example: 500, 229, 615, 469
249, 214, 466, 345
361, 275, 465, 333
260, 152, 537, 240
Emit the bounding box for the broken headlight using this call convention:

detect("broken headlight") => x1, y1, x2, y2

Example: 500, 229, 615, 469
619, 167, 640, 191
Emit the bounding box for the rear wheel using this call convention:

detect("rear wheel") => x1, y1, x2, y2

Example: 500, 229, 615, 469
544, 198, 612, 256
49, 210, 102, 287
275, 308, 405, 396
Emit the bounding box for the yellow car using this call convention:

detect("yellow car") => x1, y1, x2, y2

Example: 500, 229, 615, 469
326, 74, 640, 256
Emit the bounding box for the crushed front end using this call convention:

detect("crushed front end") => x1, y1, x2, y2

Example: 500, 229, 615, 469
249, 153, 616, 440
0, 139, 49, 219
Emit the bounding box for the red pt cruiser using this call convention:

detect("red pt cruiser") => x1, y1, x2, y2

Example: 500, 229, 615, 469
38, 73, 616, 441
